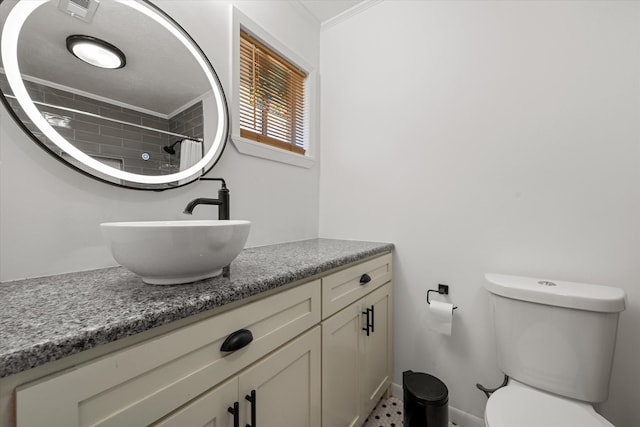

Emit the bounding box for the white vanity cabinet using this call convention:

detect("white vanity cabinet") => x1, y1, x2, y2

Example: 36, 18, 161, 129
3, 252, 392, 427
321, 254, 393, 427
15, 281, 321, 427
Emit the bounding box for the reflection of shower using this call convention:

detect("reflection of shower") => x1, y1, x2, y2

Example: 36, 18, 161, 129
163, 139, 203, 155
163, 140, 182, 155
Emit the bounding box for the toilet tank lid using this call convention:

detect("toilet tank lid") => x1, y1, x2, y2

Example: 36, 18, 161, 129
485, 274, 626, 313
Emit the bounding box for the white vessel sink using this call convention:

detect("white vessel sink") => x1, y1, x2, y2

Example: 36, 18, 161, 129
100, 220, 251, 285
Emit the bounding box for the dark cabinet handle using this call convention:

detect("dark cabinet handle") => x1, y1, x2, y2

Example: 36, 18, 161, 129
362, 309, 370, 336
362, 306, 375, 336
220, 329, 253, 352
245, 390, 256, 427
360, 274, 371, 285
228, 401, 239, 427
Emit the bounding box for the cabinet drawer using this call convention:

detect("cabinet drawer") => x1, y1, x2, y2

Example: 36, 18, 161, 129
322, 253, 392, 319
16, 280, 321, 427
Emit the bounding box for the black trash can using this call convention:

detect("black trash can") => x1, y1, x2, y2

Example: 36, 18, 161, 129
403, 370, 449, 427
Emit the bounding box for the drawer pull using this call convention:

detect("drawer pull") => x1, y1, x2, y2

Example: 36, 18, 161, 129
220, 329, 253, 352
360, 274, 372, 285
228, 401, 240, 427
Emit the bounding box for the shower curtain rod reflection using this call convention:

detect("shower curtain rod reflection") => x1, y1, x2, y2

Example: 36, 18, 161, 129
3, 94, 204, 142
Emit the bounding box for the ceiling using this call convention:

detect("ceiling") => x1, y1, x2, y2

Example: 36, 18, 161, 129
9, 0, 209, 116
297, 0, 364, 24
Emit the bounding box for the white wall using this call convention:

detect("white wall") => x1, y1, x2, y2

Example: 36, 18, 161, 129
319, 1, 640, 426
0, 0, 320, 282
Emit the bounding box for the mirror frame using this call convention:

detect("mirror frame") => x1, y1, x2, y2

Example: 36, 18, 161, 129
0, 0, 229, 191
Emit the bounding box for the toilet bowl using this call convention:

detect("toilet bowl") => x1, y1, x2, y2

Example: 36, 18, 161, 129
484, 380, 613, 427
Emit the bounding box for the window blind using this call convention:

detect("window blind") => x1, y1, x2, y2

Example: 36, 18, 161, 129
239, 30, 307, 155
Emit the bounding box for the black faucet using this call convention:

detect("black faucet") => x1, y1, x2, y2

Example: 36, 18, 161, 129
183, 178, 230, 220
183, 177, 231, 278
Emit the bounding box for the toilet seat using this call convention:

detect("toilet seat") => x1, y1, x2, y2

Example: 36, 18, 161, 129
484, 381, 613, 427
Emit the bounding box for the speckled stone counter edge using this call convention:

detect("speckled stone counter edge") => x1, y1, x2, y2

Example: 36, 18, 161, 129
0, 239, 393, 378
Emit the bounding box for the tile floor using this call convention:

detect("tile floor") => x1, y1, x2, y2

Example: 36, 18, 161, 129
363, 396, 458, 427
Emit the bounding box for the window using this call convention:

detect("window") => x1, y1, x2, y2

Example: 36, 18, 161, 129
231, 8, 316, 168
239, 30, 307, 155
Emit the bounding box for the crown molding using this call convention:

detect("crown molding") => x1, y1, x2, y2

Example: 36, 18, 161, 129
321, 0, 383, 31
289, 0, 322, 28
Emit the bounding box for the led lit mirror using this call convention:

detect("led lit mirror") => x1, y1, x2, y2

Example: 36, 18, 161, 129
0, 0, 229, 190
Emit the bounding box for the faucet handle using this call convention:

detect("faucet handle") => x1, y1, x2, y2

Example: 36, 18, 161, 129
199, 177, 227, 188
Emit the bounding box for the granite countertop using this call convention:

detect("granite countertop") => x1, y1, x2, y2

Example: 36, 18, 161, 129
0, 238, 393, 378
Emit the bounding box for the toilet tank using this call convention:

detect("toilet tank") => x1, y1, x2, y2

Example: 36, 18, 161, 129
485, 274, 625, 403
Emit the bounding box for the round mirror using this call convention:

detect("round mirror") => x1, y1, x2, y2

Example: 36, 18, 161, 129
0, 0, 229, 190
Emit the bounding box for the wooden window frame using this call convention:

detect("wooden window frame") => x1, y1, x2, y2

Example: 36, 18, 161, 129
231, 8, 316, 169
239, 30, 307, 155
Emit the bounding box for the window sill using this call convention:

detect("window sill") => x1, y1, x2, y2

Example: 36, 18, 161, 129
231, 134, 315, 168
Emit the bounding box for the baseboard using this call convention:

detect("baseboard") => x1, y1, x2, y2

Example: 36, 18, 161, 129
449, 406, 484, 427
391, 382, 484, 427
391, 381, 403, 398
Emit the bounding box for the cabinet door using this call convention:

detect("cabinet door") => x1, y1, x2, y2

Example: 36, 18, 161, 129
321, 301, 364, 427
239, 326, 321, 427
152, 377, 238, 427
360, 283, 393, 418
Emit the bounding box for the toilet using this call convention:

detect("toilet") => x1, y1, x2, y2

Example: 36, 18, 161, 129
484, 273, 626, 427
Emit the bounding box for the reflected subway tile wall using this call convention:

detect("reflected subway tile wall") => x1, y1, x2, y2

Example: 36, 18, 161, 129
0, 72, 203, 175
169, 102, 204, 144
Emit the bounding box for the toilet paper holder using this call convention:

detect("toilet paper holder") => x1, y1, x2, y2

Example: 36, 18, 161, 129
427, 284, 458, 310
